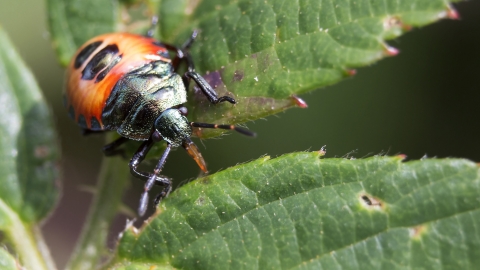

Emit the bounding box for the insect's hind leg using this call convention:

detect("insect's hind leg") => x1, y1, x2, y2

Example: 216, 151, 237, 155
102, 136, 129, 157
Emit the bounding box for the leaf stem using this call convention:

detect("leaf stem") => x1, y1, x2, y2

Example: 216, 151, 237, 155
32, 225, 57, 270
0, 200, 56, 270
66, 134, 130, 270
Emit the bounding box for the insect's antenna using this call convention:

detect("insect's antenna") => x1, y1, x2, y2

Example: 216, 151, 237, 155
190, 122, 256, 137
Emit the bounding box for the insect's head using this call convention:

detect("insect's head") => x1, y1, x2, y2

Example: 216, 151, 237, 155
154, 108, 208, 172
154, 108, 192, 147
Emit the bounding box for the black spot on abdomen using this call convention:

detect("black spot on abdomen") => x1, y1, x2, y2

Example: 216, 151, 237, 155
74, 41, 102, 69
82, 44, 121, 81
96, 54, 122, 82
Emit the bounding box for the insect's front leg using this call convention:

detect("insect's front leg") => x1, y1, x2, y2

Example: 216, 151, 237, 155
129, 138, 173, 216
129, 139, 171, 186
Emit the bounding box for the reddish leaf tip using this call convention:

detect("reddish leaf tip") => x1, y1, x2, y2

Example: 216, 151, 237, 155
447, 7, 460, 20
384, 46, 400, 56
291, 95, 308, 108
402, 24, 413, 31
345, 69, 357, 76
397, 154, 407, 160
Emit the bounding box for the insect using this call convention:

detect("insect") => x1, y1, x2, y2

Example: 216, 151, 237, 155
65, 19, 254, 216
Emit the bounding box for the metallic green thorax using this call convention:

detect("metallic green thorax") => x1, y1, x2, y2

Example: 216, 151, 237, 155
155, 109, 191, 147
102, 60, 187, 140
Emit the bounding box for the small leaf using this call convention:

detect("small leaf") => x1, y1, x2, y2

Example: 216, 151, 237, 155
156, 0, 461, 136
0, 248, 18, 270
0, 27, 60, 225
110, 153, 480, 269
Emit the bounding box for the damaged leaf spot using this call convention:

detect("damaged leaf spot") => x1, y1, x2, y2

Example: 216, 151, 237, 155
195, 196, 206, 206
383, 16, 405, 30
409, 225, 427, 239
232, 70, 244, 82
360, 193, 383, 210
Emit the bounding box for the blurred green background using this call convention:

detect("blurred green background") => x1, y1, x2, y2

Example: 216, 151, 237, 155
1, 0, 479, 268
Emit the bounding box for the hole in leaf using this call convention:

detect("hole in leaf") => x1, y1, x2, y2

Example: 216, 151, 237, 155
360, 194, 383, 210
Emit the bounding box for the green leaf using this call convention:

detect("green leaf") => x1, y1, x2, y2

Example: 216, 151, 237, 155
0, 27, 60, 270
47, 0, 461, 137
46, 0, 120, 66
110, 153, 480, 269
0, 27, 60, 225
0, 248, 18, 270
156, 0, 461, 137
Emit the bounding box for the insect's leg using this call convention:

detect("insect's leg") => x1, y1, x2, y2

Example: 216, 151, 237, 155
175, 31, 235, 105
129, 139, 168, 185
145, 16, 158, 38
178, 30, 198, 71
180, 30, 198, 51
160, 31, 235, 105
138, 144, 172, 216
185, 71, 236, 104
102, 136, 129, 157
129, 139, 154, 180
153, 185, 172, 207
162, 30, 198, 71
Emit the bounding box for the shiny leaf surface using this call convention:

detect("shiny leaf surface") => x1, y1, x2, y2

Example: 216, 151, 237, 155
111, 153, 480, 269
